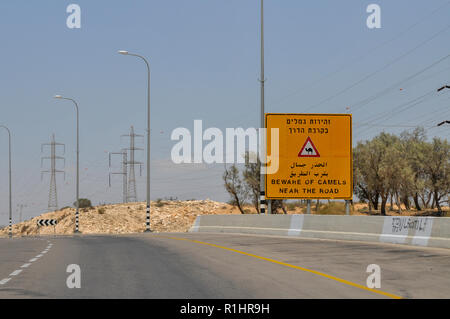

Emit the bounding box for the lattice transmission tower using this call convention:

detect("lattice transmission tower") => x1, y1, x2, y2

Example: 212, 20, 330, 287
41, 134, 65, 212
16, 204, 26, 223
109, 149, 128, 203
122, 126, 143, 202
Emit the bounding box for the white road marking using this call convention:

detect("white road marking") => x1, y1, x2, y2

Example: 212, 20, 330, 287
10, 270, 22, 276
1, 241, 53, 287
0, 278, 11, 285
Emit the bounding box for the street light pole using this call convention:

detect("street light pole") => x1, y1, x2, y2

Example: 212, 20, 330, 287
54, 95, 80, 233
259, 0, 267, 215
437, 86, 450, 127
435, 84, 450, 207
0, 125, 12, 238
118, 50, 151, 232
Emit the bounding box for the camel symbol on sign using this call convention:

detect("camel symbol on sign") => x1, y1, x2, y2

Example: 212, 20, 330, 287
298, 137, 320, 157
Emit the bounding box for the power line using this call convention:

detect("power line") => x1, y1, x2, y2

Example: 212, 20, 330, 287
356, 90, 450, 129
359, 90, 450, 137
355, 90, 436, 128
405, 95, 450, 125
349, 54, 450, 113
269, 0, 450, 108
354, 123, 435, 128
354, 91, 437, 138
303, 22, 450, 112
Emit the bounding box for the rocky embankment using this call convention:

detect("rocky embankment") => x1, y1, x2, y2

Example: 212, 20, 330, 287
0, 200, 239, 237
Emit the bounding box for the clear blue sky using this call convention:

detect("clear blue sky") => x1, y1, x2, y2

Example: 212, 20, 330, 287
1, 0, 449, 223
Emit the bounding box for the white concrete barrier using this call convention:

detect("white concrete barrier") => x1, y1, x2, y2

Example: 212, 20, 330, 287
190, 215, 450, 249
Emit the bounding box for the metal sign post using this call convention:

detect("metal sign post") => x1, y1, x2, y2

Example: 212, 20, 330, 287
37, 219, 58, 235
345, 200, 350, 215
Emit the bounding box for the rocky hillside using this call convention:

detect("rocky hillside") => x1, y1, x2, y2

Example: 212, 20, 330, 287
0, 200, 240, 237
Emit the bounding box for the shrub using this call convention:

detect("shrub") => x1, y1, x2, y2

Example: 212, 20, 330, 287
98, 207, 106, 214
74, 198, 92, 209
286, 201, 304, 211
155, 199, 165, 207
20, 224, 29, 233
315, 202, 347, 215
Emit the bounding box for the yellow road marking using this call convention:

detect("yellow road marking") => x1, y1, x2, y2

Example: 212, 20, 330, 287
159, 235, 402, 299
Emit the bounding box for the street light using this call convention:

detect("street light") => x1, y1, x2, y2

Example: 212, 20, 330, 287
54, 95, 80, 233
259, 0, 268, 215
0, 125, 12, 238
118, 50, 151, 232
436, 86, 450, 127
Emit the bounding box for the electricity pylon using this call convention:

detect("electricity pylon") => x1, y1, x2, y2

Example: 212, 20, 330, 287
122, 126, 143, 203
41, 134, 65, 212
109, 149, 128, 203
16, 204, 26, 223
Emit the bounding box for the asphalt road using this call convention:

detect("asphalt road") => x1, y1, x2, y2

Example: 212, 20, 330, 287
1, 232, 449, 299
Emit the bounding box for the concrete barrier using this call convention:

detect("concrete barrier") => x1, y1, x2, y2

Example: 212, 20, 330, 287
190, 214, 450, 249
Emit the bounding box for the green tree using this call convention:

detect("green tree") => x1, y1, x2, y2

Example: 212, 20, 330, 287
354, 133, 413, 215
353, 139, 383, 211
74, 198, 92, 209
375, 133, 400, 215
223, 164, 248, 214
422, 137, 450, 215
354, 129, 448, 216
380, 137, 414, 214
243, 152, 260, 213
400, 127, 428, 210
242, 152, 286, 214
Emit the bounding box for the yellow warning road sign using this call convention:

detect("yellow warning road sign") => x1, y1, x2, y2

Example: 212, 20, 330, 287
265, 113, 352, 200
